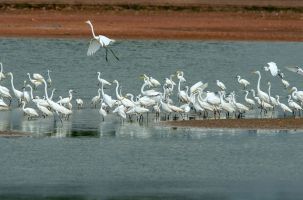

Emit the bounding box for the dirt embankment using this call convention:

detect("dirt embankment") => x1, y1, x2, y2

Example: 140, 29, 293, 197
164, 118, 303, 130
0, 1, 303, 41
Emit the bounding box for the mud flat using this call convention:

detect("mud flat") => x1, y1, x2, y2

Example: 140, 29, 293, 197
163, 118, 303, 130
0, 1, 303, 41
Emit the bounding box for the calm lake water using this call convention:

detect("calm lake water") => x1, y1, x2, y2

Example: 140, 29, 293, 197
0, 38, 303, 199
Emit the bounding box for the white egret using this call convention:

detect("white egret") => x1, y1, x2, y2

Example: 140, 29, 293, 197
76, 98, 84, 109
253, 71, 270, 103
0, 63, 6, 81
276, 95, 292, 117
236, 75, 250, 89
22, 80, 31, 103
244, 90, 255, 108
85, 20, 119, 61
281, 78, 290, 89
21, 101, 39, 120
57, 89, 74, 105
99, 99, 107, 121
47, 70, 52, 87
218, 91, 235, 116
7, 72, 23, 105
141, 79, 161, 97
285, 66, 303, 76
113, 80, 134, 108
149, 77, 161, 87
41, 79, 72, 118
33, 73, 44, 80
27, 73, 42, 89
97, 72, 111, 86
176, 71, 186, 82
290, 87, 303, 103
91, 88, 102, 108
177, 77, 190, 103
264, 62, 278, 76
267, 82, 279, 107
216, 80, 226, 90
288, 95, 302, 116
36, 102, 53, 118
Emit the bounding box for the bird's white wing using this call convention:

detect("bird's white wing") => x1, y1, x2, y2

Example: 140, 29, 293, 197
286, 66, 303, 76
87, 38, 101, 56
267, 62, 278, 76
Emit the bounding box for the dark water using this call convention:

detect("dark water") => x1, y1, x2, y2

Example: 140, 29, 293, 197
0, 38, 303, 199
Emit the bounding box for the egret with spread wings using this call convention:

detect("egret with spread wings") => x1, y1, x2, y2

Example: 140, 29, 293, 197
85, 20, 119, 62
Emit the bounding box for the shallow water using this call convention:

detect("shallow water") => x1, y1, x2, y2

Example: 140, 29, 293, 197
0, 38, 303, 199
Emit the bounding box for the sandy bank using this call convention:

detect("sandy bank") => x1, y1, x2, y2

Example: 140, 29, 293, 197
163, 118, 303, 130
0, 1, 302, 41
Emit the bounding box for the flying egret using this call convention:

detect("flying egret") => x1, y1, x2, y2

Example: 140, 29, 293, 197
85, 20, 119, 61
285, 66, 303, 76
281, 78, 290, 89
264, 62, 278, 76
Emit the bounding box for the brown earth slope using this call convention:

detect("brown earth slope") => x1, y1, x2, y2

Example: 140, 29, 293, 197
0, 1, 302, 40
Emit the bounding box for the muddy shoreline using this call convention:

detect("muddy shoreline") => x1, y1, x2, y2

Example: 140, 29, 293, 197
0, 1, 302, 41
163, 118, 303, 130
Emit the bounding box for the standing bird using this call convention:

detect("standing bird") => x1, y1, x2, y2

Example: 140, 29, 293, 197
21, 101, 39, 120
47, 70, 52, 88
236, 75, 250, 89
85, 20, 119, 61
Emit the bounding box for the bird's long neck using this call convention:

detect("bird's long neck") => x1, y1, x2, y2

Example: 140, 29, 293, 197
22, 102, 25, 110
50, 89, 55, 99
9, 75, 16, 91
251, 90, 255, 97
27, 74, 33, 81
88, 22, 96, 38
245, 91, 249, 99
0, 63, 3, 73
42, 79, 49, 100
276, 96, 280, 104
115, 82, 121, 99
178, 78, 181, 93
141, 82, 148, 95
268, 84, 271, 97
256, 73, 261, 93
69, 91, 73, 100
288, 95, 291, 102
28, 86, 34, 99
98, 89, 101, 97
237, 76, 241, 82
101, 82, 105, 96
47, 71, 51, 79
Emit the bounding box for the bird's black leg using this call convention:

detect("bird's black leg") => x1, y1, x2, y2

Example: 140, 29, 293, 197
109, 48, 119, 61
105, 48, 108, 62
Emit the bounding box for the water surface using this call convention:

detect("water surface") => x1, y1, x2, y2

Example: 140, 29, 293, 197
0, 38, 303, 199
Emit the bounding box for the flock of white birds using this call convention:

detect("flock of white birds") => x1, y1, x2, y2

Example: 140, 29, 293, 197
0, 20, 303, 123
